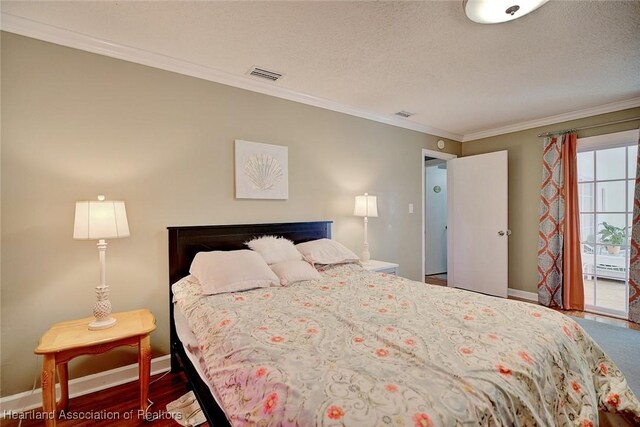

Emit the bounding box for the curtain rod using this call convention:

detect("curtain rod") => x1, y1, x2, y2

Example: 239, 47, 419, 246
537, 116, 640, 138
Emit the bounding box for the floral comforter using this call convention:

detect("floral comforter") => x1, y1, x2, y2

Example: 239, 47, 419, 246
173, 263, 640, 426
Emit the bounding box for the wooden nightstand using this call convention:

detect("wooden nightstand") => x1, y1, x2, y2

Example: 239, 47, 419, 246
362, 260, 399, 275
34, 309, 156, 426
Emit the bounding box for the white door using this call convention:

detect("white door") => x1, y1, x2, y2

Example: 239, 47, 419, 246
448, 151, 508, 297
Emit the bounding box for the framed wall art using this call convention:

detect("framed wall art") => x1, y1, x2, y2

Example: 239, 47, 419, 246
235, 140, 288, 200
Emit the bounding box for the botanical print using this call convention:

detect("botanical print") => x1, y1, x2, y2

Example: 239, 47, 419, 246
173, 264, 640, 426
235, 140, 288, 199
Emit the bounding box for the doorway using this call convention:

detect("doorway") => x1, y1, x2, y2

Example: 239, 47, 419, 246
425, 157, 448, 285
421, 148, 456, 285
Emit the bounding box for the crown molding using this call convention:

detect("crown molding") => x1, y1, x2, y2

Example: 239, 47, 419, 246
0, 12, 463, 141
462, 97, 640, 142
2, 12, 637, 144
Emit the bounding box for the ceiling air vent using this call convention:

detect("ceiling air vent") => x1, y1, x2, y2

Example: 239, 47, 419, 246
248, 66, 284, 82
395, 110, 414, 118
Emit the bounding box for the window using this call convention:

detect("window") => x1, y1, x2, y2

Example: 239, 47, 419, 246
577, 129, 638, 317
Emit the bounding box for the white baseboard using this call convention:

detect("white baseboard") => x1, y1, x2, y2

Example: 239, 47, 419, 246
507, 288, 538, 302
0, 355, 171, 415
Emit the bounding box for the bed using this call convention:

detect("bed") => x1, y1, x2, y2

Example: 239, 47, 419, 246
168, 221, 640, 426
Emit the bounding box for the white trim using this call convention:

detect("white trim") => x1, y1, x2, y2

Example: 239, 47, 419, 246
584, 306, 629, 321
421, 149, 457, 281
0, 12, 462, 142
462, 97, 640, 142
2, 12, 637, 144
577, 128, 639, 152
0, 355, 171, 415
507, 288, 538, 302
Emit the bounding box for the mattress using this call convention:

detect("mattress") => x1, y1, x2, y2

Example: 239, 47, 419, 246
174, 302, 222, 404
172, 264, 640, 426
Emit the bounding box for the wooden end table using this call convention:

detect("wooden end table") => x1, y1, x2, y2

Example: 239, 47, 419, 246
34, 309, 156, 426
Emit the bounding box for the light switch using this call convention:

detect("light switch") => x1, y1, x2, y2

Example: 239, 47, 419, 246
409, 203, 414, 214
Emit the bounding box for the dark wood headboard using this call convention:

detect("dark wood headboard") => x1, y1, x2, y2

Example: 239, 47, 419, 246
167, 221, 332, 424
168, 221, 332, 284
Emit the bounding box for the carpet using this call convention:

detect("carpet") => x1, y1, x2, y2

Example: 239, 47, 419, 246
572, 317, 640, 396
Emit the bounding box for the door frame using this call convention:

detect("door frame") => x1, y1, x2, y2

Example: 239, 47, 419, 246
421, 148, 457, 280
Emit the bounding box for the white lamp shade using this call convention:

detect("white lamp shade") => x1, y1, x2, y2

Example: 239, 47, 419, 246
74, 200, 130, 240
464, 0, 548, 24
354, 194, 378, 218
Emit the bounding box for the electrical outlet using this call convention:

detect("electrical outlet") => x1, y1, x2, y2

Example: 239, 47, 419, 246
409, 203, 414, 214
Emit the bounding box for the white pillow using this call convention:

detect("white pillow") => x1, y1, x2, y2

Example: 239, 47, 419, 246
189, 250, 279, 295
270, 260, 322, 286
246, 235, 302, 264
295, 239, 359, 265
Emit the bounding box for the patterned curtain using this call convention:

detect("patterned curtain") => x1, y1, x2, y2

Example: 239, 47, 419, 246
538, 136, 564, 308
629, 132, 640, 323
537, 133, 584, 309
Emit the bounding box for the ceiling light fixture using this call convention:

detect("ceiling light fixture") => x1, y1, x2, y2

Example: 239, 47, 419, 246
463, 0, 548, 24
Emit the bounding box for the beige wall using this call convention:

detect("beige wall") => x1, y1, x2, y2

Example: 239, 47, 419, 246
462, 107, 640, 295
0, 32, 461, 395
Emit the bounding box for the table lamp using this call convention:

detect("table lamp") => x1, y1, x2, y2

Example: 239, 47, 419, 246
353, 193, 378, 262
74, 195, 130, 330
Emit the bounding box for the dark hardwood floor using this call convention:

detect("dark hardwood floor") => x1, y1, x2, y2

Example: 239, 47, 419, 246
424, 275, 447, 286
0, 371, 209, 427
427, 276, 639, 331
555, 308, 639, 331
507, 295, 640, 331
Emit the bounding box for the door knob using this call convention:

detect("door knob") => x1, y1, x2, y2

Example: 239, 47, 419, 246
498, 230, 512, 237
506, 229, 512, 236
498, 231, 505, 236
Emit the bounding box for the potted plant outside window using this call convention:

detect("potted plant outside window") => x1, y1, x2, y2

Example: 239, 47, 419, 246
598, 222, 626, 255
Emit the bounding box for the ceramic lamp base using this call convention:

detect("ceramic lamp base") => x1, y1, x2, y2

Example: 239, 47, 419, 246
88, 317, 117, 330
361, 248, 371, 262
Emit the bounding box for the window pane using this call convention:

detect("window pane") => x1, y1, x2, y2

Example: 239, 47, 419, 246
580, 139, 635, 315
628, 144, 638, 179
596, 181, 626, 212
578, 183, 594, 212
580, 213, 595, 244
596, 214, 626, 245
578, 151, 594, 182
594, 277, 626, 313
583, 273, 595, 306
596, 147, 626, 180
593, 239, 628, 313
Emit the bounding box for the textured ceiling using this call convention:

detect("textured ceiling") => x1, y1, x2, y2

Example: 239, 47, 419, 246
2, 1, 639, 138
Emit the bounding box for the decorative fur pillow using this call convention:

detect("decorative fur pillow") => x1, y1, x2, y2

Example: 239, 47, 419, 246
246, 235, 302, 265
